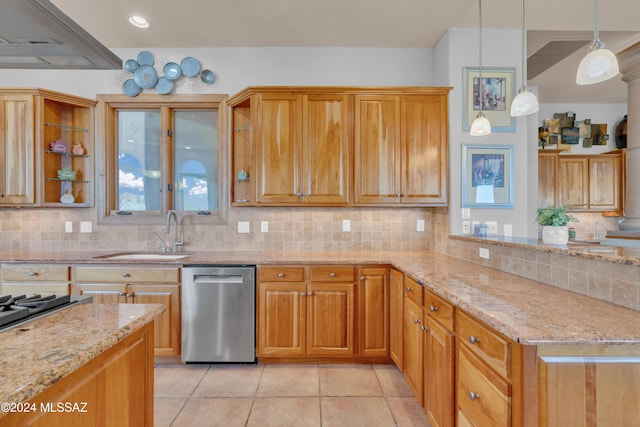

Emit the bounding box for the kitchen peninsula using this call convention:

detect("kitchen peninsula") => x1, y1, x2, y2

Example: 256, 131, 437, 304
0, 302, 164, 427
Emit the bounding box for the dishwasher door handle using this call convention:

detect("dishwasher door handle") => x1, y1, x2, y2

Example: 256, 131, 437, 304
192, 275, 244, 284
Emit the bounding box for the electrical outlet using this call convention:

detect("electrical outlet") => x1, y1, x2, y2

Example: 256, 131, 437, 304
342, 219, 351, 232
462, 221, 471, 234
485, 221, 498, 235
80, 221, 92, 233
64, 221, 73, 233
417, 219, 425, 232
237, 221, 250, 233
261, 221, 269, 233
479, 247, 490, 259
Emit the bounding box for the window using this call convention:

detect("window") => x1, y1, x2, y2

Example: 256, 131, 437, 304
97, 94, 227, 224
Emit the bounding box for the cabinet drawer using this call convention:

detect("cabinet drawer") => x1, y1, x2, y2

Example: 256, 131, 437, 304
258, 266, 305, 282
0, 283, 70, 295
73, 266, 180, 283
458, 346, 510, 427
1, 264, 69, 282
310, 266, 355, 282
404, 276, 422, 306
424, 288, 454, 331
457, 310, 511, 379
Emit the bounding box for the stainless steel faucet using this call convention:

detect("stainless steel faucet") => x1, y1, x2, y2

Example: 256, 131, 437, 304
166, 211, 184, 252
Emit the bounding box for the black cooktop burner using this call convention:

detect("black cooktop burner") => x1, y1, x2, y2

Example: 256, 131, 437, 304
0, 294, 73, 330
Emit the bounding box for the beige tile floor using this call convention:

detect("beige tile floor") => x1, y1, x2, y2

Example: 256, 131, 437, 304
154, 363, 431, 426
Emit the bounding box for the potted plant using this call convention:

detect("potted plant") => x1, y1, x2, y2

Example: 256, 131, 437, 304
536, 205, 578, 244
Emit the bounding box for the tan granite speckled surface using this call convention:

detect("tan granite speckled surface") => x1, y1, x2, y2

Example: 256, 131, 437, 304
0, 303, 164, 412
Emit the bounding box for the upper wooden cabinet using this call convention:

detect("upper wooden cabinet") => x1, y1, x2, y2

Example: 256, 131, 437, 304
538, 150, 624, 215
0, 88, 95, 208
355, 92, 449, 206
228, 87, 450, 207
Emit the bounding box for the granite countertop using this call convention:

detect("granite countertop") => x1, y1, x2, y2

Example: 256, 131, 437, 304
0, 303, 165, 412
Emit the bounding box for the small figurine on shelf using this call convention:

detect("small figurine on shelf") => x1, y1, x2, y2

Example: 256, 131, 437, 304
72, 142, 85, 155
49, 139, 67, 152
57, 167, 76, 180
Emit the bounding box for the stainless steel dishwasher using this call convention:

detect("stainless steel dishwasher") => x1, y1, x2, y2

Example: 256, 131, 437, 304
182, 265, 256, 363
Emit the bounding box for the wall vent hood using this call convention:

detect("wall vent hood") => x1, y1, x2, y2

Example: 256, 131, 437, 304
0, 0, 121, 69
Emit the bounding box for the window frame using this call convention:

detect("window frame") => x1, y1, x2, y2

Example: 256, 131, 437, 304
96, 93, 228, 225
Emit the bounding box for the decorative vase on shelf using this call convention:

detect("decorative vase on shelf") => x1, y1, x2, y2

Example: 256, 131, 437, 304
542, 226, 569, 245
536, 205, 578, 245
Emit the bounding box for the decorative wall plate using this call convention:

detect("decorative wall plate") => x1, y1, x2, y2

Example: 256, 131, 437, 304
137, 50, 154, 66
156, 77, 174, 95
180, 57, 201, 77
123, 79, 142, 97
163, 62, 181, 80
134, 65, 159, 89
124, 59, 138, 73
200, 69, 215, 84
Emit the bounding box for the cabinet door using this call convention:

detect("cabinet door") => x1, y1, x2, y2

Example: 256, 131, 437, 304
306, 283, 355, 355
389, 269, 404, 369
0, 95, 35, 205
589, 156, 622, 212
256, 93, 302, 204
358, 267, 389, 357
75, 283, 127, 303
130, 283, 181, 357
558, 157, 589, 210
302, 94, 350, 205
400, 95, 448, 205
538, 151, 558, 208
403, 297, 424, 404
257, 282, 306, 356
354, 95, 401, 204
424, 317, 455, 427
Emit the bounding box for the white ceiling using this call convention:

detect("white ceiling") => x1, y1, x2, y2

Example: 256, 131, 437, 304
43, 0, 640, 103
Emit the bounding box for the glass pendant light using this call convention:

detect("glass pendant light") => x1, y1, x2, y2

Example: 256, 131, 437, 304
576, 0, 619, 85
470, 0, 491, 136
510, 0, 539, 117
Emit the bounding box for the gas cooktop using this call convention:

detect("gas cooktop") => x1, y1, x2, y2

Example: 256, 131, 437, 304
0, 294, 88, 331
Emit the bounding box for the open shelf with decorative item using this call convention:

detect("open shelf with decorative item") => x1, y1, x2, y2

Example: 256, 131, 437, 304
229, 93, 254, 205
41, 95, 95, 207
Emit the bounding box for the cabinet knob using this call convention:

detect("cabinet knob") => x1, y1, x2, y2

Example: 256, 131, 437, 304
306, 292, 312, 297
429, 305, 438, 312
469, 391, 480, 401
126, 293, 133, 298
277, 273, 284, 278
300, 292, 306, 296
122, 273, 130, 278
469, 336, 480, 345
329, 272, 336, 278
360, 276, 366, 281
420, 325, 428, 332
406, 287, 413, 292
413, 318, 421, 324
118, 292, 125, 296
29, 271, 37, 277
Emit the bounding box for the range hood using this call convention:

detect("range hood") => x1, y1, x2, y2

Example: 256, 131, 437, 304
0, 0, 121, 69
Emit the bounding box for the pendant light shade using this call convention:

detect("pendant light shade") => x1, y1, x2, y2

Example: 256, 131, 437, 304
576, 0, 619, 85
470, 0, 491, 136
510, 0, 538, 117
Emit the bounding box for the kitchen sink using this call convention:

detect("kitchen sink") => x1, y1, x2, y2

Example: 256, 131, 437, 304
94, 252, 189, 260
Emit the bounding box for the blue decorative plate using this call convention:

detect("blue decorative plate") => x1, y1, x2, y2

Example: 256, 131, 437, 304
137, 50, 154, 66
124, 59, 138, 73
156, 77, 174, 95
122, 79, 142, 97
163, 62, 181, 80
200, 69, 215, 84
134, 64, 158, 89
180, 57, 201, 77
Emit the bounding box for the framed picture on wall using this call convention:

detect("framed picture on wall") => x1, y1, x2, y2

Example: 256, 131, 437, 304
461, 144, 514, 208
462, 67, 516, 132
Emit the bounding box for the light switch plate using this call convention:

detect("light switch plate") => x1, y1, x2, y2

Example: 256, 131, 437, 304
417, 219, 425, 232
461, 208, 471, 219
238, 221, 250, 233
342, 219, 351, 232
261, 221, 269, 233
80, 221, 92, 233
504, 224, 513, 237
65, 221, 73, 233
485, 221, 498, 235
462, 221, 471, 234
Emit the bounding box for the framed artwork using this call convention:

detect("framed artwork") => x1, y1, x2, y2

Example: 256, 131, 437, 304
462, 67, 516, 132
461, 144, 514, 208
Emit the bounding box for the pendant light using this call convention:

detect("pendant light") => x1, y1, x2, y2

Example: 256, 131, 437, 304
576, 0, 619, 85
510, 0, 539, 117
470, 0, 491, 136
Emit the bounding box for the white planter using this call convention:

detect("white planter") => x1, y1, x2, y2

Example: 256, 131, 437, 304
542, 225, 569, 245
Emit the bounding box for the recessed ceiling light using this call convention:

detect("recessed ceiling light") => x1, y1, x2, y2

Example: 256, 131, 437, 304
128, 15, 149, 29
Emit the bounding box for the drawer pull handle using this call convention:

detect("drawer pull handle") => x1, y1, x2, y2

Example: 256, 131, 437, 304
469, 336, 480, 345
406, 287, 413, 292
469, 391, 480, 401
29, 271, 37, 277
420, 325, 428, 332
277, 273, 284, 278
122, 273, 130, 278
329, 272, 336, 278
413, 318, 421, 324
429, 305, 438, 312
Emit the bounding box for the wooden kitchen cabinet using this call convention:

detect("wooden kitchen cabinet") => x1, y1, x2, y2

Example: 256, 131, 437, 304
257, 265, 355, 358
0, 263, 70, 295
228, 88, 350, 206
389, 268, 404, 369
357, 267, 389, 358
538, 149, 559, 208
354, 91, 449, 206
71, 265, 181, 357
0, 88, 95, 208
403, 295, 424, 404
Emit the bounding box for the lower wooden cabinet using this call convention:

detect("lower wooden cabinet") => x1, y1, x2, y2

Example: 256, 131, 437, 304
0, 263, 70, 295
71, 265, 181, 357
357, 267, 389, 357
403, 296, 424, 403
424, 313, 455, 427
389, 268, 404, 369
